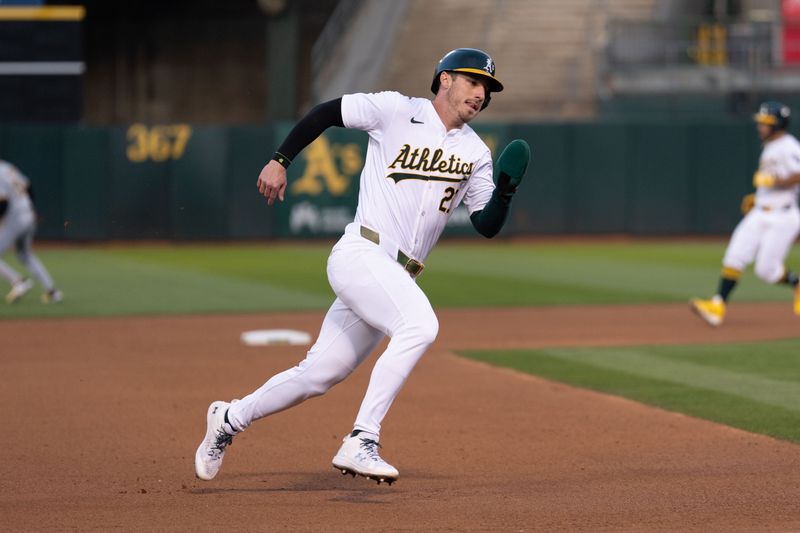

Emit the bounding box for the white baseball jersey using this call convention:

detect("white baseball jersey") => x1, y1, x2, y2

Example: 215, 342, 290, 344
755, 133, 800, 209
0, 160, 33, 223
342, 91, 494, 262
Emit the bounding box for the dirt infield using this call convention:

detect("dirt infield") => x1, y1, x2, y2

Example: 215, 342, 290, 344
3, 302, 800, 531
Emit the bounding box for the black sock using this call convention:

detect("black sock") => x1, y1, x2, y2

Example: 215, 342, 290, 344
780, 270, 799, 287
717, 277, 738, 302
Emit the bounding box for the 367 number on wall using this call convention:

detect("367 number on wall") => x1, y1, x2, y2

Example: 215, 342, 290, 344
126, 124, 193, 162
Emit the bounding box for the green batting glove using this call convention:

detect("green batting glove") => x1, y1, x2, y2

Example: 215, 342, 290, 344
494, 139, 531, 201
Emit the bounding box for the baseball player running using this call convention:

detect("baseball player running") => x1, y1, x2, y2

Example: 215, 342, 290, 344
195, 48, 530, 484
691, 101, 800, 326
0, 159, 63, 304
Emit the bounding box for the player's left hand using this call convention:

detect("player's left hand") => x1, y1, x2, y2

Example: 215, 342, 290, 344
257, 160, 288, 205
753, 171, 776, 188
494, 139, 531, 200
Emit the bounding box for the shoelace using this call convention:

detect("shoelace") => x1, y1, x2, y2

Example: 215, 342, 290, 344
209, 428, 233, 457
358, 438, 384, 462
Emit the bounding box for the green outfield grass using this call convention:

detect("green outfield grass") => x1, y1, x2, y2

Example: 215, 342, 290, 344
461, 338, 800, 443
1, 239, 799, 319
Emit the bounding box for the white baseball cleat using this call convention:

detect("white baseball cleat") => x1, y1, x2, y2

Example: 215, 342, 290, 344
332, 433, 399, 485
194, 400, 239, 480
5, 278, 33, 303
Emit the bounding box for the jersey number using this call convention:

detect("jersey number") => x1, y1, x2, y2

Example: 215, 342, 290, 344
439, 187, 457, 213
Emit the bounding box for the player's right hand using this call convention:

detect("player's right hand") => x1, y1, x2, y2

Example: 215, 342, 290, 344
257, 160, 288, 205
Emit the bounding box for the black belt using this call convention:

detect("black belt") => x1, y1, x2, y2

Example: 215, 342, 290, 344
359, 226, 425, 277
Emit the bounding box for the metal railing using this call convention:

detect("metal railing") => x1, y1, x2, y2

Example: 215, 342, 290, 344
605, 18, 776, 70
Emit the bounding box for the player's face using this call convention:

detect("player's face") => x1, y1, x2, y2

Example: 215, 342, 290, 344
445, 73, 488, 123
756, 122, 773, 141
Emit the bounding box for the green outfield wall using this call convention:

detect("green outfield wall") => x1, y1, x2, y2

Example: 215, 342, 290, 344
0, 119, 764, 241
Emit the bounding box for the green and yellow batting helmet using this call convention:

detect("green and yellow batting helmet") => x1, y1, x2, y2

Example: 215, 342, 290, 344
430, 48, 503, 110
753, 101, 790, 130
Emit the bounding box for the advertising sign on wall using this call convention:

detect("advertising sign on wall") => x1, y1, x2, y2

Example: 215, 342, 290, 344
783, 0, 800, 64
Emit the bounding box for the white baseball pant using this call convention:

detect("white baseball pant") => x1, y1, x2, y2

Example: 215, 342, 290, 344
723, 206, 800, 283
0, 214, 56, 290
228, 230, 438, 437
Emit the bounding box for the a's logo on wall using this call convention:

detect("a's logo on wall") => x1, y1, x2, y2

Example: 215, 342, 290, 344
290, 136, 362, 197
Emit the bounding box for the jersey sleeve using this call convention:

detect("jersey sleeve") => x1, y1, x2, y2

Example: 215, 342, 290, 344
783, 143, 800, 177
341, 91, 403, 136
461, 149, 495, 214
0, 163, 29, 198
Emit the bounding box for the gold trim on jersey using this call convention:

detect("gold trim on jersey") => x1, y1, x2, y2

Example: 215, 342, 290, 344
386, 172, 467, 183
